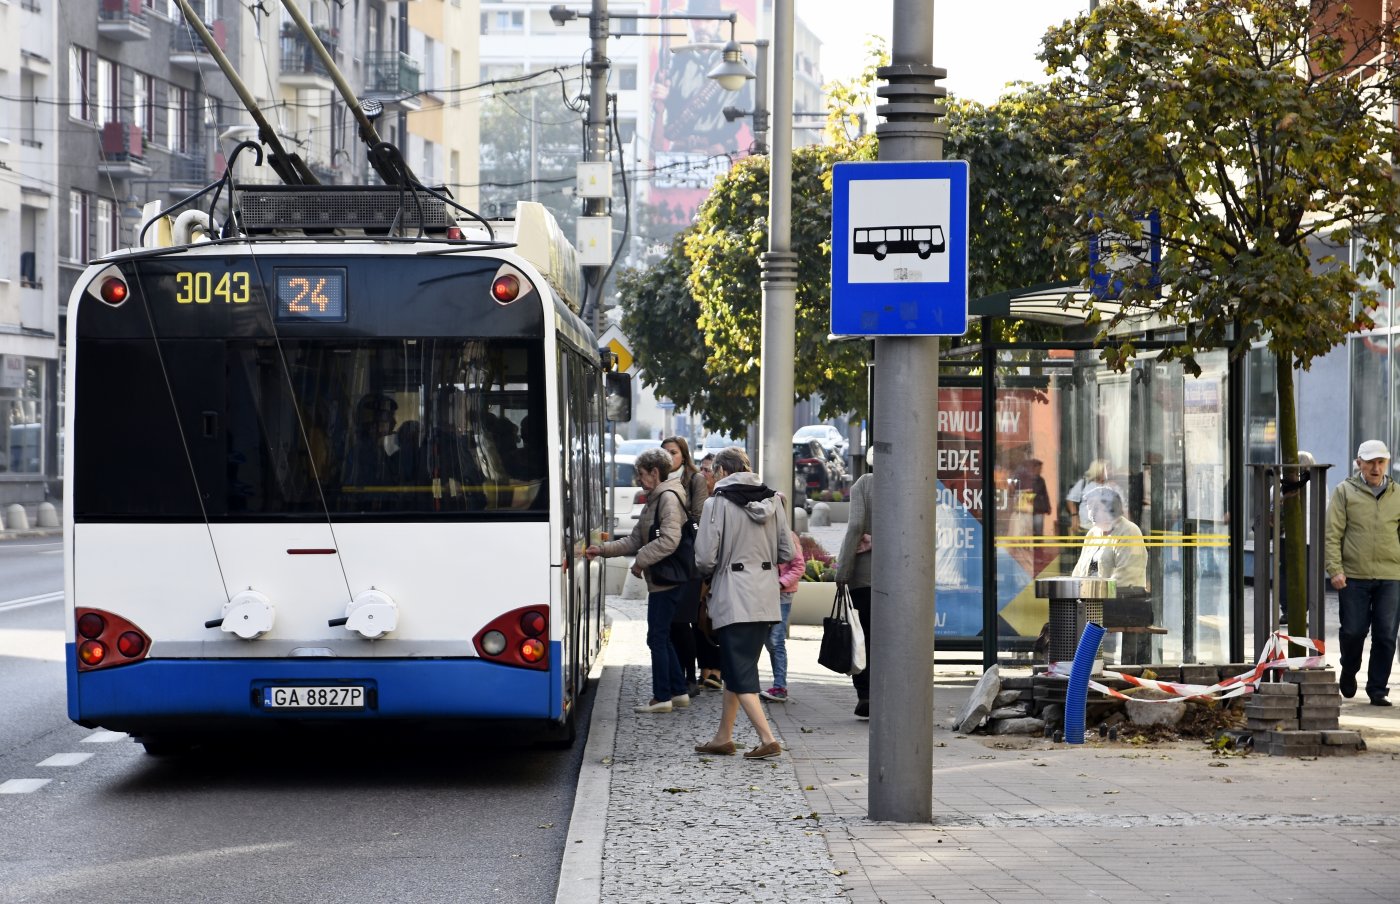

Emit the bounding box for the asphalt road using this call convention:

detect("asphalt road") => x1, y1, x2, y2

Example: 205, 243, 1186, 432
0, 537, 593, 904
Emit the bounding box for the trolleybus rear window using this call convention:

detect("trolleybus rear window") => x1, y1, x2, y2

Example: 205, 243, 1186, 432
74, 338, 549, 520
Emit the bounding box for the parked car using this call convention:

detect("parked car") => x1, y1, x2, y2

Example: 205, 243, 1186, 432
609, 453, 642, 537
794, 439, 836, 498
792, 424, 848, 462
615, 438, 662, 456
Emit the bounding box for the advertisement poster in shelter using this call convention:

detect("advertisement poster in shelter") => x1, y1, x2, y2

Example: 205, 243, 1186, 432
935, 386, 1058, 641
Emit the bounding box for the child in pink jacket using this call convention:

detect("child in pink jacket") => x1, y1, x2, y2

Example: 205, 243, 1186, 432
762, 526, 806, 702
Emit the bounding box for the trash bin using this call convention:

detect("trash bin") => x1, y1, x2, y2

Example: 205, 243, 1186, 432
1034, 576, 1116, 664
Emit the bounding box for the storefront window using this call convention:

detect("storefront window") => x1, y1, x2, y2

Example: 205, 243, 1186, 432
938, 347, 1231, 665
1, 356, 46, 475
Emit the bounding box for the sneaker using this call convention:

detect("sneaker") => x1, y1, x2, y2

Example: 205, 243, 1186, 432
687, 682, 703, 697
1340, 670, 1357, 699
671, 693, 691, 708
854, 699, 870, 719
759, 687, 788, 702
743, 740, 783, 760
634, 699, 673, 713
1370, 696, 1393, 707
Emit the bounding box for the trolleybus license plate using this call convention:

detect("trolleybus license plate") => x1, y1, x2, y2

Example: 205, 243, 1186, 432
262, 686, 365, 709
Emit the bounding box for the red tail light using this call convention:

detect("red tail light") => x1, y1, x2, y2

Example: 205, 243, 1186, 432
74, 608, 152, 671
99, 277, 129, 306
473, 606, 549, 670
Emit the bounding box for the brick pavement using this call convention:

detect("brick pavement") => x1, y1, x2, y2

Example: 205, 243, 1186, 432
564, 588, 1400, 904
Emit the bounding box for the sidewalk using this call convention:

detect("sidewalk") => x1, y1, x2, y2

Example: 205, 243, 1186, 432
559, 593, 1400, 904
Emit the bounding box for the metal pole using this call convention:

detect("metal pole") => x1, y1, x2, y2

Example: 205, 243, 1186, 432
585, 0, 611, 335
869, 0, 945, 823
757, 1, 795, 498
752, 39, 770, 156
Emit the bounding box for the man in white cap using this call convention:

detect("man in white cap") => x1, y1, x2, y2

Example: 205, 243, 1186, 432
1325, 439, 1400, 706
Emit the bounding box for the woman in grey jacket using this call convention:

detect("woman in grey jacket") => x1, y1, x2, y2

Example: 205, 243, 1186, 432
693, 447, 794, 759
586, 447, 691, 713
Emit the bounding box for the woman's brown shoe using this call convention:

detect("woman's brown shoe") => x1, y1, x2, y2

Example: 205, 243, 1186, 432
742, 741, 782, 760
694, 740, 736, 756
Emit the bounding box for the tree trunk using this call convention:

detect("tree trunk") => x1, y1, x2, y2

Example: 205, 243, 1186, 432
1275, 354, 1308, 648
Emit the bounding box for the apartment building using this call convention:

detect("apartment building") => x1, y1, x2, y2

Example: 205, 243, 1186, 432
0, 0, 59, 510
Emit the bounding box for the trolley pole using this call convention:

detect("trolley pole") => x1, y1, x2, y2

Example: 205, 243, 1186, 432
868, 0, 945, 823
585, 0, 611, 335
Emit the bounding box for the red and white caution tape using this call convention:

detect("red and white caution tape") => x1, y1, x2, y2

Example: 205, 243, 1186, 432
1046, 631, 1327, 702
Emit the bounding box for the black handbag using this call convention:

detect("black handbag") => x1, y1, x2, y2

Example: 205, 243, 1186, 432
818, 586, 855, 675
648, 490, 698, 585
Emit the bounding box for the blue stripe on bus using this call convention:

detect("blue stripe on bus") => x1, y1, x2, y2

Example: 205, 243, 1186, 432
66, 642, 563, 725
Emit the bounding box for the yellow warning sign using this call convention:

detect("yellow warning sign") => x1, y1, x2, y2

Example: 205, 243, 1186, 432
607, 338, 633, 373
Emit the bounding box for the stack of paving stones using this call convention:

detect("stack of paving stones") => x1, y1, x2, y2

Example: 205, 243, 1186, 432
1244, 668, 1364, 757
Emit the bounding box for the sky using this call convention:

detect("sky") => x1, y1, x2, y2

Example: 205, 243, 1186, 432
799, 0, 1092, 104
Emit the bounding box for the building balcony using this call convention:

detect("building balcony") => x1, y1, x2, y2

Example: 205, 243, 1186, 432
98, 122, 152, 179
98, 0, 151, 42
168, 152, 214, 192
364, 51, 423, 111
171, 21, 226, 71
280, 25, 338, 90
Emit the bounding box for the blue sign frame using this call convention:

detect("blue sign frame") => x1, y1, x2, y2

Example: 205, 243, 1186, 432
830, 160, 970, 336
1088, 210, 1162, 300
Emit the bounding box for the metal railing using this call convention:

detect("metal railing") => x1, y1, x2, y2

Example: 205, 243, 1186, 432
280, 26, 338, 77
365, 51, 421, 96
1250, 462, 1331, 658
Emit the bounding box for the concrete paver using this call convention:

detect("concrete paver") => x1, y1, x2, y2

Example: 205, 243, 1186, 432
564, 540, 1400, 903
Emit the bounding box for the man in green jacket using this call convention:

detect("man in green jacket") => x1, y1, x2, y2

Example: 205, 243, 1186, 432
1325, 440, 1400, 706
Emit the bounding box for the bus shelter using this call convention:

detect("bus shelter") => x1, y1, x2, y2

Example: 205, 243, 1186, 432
930, 283, 1248, 669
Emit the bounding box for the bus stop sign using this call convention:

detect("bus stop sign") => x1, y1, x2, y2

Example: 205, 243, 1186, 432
830, 160, 970, 336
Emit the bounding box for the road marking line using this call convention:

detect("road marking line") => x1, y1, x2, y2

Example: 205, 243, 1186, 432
37, 753, 93, 768
0, 778, 52, 794
81, 730, 129, 744
0, 591, 64, 613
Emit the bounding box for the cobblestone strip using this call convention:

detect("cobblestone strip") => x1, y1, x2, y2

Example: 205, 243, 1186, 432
599, 596, 848, 904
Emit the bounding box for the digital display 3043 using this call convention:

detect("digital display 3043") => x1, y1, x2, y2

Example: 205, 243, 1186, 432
275, 269, 347, 321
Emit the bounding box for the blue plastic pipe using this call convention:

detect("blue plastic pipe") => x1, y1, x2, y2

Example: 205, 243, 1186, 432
1063, 622, 1106, 745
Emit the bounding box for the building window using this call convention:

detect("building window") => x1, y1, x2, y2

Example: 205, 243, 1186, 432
68, 46, 92, 122
617, 65, 637, 90
613, 16, 638, 35
168, 84, 190, 153
133, 72, 154, 139
95, 198, 117, 258
67, 191, 90, 263
96, 58, 119, 127
0, 357, 46, 476
481, 10, 524, 34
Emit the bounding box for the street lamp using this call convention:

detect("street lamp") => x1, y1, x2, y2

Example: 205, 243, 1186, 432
549, 1, 755, 334
704, 2, 795, 508
676, 38, 767, 155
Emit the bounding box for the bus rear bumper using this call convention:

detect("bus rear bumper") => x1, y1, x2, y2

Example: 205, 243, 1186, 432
66, 643, 563, 733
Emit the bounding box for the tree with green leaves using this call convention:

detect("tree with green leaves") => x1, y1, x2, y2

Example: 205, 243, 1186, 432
477, 76, 583, 231
617, 56, 1072, 436
1039, 0, 1400, 639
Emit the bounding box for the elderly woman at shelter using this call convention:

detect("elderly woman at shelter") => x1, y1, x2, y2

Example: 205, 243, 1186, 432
693, 447, 794, 760
1071, 485, 1152, 662
585, 447, 691, 713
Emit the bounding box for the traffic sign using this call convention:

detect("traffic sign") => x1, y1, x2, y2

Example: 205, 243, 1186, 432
830, 160, 970, 336
598, 324, 635, 373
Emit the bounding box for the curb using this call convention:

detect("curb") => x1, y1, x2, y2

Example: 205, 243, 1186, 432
553, 613, 622, 904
